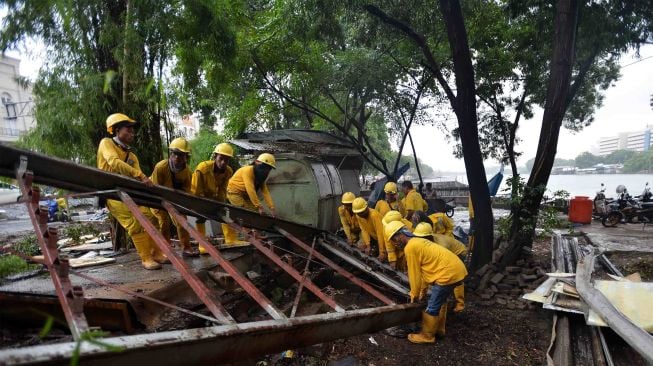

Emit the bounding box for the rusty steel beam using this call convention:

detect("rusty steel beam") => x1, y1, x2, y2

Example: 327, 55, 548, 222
276, 227, 396, 306
0, 303, 423, 366
0, 144, 319, 239
118, 191, 234, 325
162, 201, 287, 321
290, 238, 316, 318
227, 221, 345, 313
15, 158, 89, 340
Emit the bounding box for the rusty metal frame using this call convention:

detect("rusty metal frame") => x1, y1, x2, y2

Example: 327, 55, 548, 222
118, 191, 235, 324
15, 156, 89, 340
226, 220, 345, 313
0, 303, 423, 366
276, 227, 396, 305
162, 201, 287, 320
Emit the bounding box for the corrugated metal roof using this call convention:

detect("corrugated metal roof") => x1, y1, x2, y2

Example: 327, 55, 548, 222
232, 130, 361, 157
236, 130, 356, 148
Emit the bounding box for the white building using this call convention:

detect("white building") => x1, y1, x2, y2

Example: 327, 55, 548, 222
0, 55, 34, 143
598, 125, 652, 155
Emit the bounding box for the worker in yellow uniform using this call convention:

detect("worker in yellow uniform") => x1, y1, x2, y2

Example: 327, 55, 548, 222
150, 137, 198, 257
227, 153, 277, 217
381, 210, 413, 270
97, 113, 169, 270
384, 221, 467, 344
352, 197, 386, 261
401, 181, 425, 220
374, 182, 405, 218
338, 192, 360, 245
191, 143, 246, 252
430, 210, 455, 237
413, 222, 468, 313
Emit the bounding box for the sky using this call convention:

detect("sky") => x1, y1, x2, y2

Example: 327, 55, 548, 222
3, 17, 652, 174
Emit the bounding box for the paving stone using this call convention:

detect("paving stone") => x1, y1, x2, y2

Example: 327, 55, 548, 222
515, 302, 527, 310
475, 263, 492, 277
490, 272, 505, 285
490, 285, 499, 294
521, 274, 538, 282
478, 270, 494, 290
510, 288, 522, 296
532, 275, 548, 287
523, 267, 537, 275
516, 259, 525, 266
518, 277, 528, 289
480, 292, 494, 300
504, 278, 519, 286
495, 298, 507, 305
492, 249, 505, 263
505, 266, 522, 274
506, 302, 516, 310
479, 300, 495, 307
496, 283, 513, 291
535, 267, 547, 277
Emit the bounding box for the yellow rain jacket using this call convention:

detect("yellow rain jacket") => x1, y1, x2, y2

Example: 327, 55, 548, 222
338, 205, 360, 243
429, 212, 454, 237
386, 218, 413, 270
191, 160, 233, 202
97, 138, 146, 180
356, 208, 386, 257
374, 199, 405, 218
432, 233, 467, 257
151, 160, 192, 192
404, 237, 467, 299
227, 165, 274, 209
403, 189, 425, 215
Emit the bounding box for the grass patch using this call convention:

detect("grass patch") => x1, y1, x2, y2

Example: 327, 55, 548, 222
0, 255, 40, 278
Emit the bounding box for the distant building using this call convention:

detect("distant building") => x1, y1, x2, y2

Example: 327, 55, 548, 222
166, 111, 200, 140
598, 125, 652, 156
0, 55, 34, 143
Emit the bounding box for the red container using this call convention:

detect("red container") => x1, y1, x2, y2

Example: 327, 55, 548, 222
569, 196, 592, 224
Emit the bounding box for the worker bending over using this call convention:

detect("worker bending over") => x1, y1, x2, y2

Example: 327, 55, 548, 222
401, 181, 426, 220
385, 221, 467, 344
375, 182, 405, 218
430, 210, 454, 237
338, 192, 361, 245
381, 210, 413, 270
150, 137, 198, 257
352, 197, 387, 261
413, 222, 468, 313
227, 153, 277, 217
97, 113, 169, 270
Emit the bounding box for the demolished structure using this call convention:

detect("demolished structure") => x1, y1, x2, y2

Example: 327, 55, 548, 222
0, 132, 419, 365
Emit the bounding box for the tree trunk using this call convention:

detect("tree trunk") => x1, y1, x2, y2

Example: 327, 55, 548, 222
439, 0, 493, 270
501, 0, 579, 267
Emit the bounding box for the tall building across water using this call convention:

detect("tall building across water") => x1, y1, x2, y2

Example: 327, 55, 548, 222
598, 125, 652, 156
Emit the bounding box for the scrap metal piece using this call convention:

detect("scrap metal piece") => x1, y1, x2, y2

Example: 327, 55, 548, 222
576, 255, 653, 364
163, 201, 287, 320
118, 191, 234, 324
290, 238, 317, 318
586, 280, 653, 332
227, 222, 345, 313
276, 227, 395, 305
16, 162, 89, 340
0, 303, 422, 366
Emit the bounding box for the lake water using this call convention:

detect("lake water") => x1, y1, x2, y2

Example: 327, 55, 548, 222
498, 174, 653, 198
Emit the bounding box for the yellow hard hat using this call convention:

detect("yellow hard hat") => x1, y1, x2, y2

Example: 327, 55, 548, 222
257, 153, 276, 169
413, 222, 433, 237
382, 210, 402, 225
384, 220, 405, 243
384, 182, 398, 194
352, 197, 368, 213
106, 113, 137, 134
213, 143, 234, 158
169, 137, 191, 154
342, 192, 356, 204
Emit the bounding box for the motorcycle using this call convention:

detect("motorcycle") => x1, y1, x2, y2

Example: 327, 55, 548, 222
602, 184, 653, 227
593, 183, 617, 220
636, 182, 653, 209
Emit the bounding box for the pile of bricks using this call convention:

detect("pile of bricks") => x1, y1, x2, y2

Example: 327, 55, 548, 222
471, 258, 549, 309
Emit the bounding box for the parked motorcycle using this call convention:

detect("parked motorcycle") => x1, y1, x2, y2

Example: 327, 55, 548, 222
593, 183, 617, 220
637, 182, 653, 209
602, 184, 653, 227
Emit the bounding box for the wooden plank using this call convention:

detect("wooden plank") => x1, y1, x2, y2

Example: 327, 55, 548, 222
68, 257, 116, 269
61, 241, 113, 252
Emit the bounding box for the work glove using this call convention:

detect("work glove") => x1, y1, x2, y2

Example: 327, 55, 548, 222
140, 175, 154, 187
257, 206, 265, 216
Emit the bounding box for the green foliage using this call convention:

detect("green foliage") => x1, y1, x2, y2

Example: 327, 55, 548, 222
64, 223, 100, 244
13, 235, 40, 256
188, 129, 226, 170
623, 150, 653, 173
575, 151, 602, 169
604, 149, 637, 164
538, 190, 571, 236
0, 255, 40, 278
70, 330, 124, 366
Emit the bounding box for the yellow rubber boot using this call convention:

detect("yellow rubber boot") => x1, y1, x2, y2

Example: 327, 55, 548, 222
222, 223, 248, 246
453, 284, 465, 313
131, 232, 161, 270
196, 222, 208, 255
150, 237, 171, 264
407, 311, 438, 344
436, 305, 448, 337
